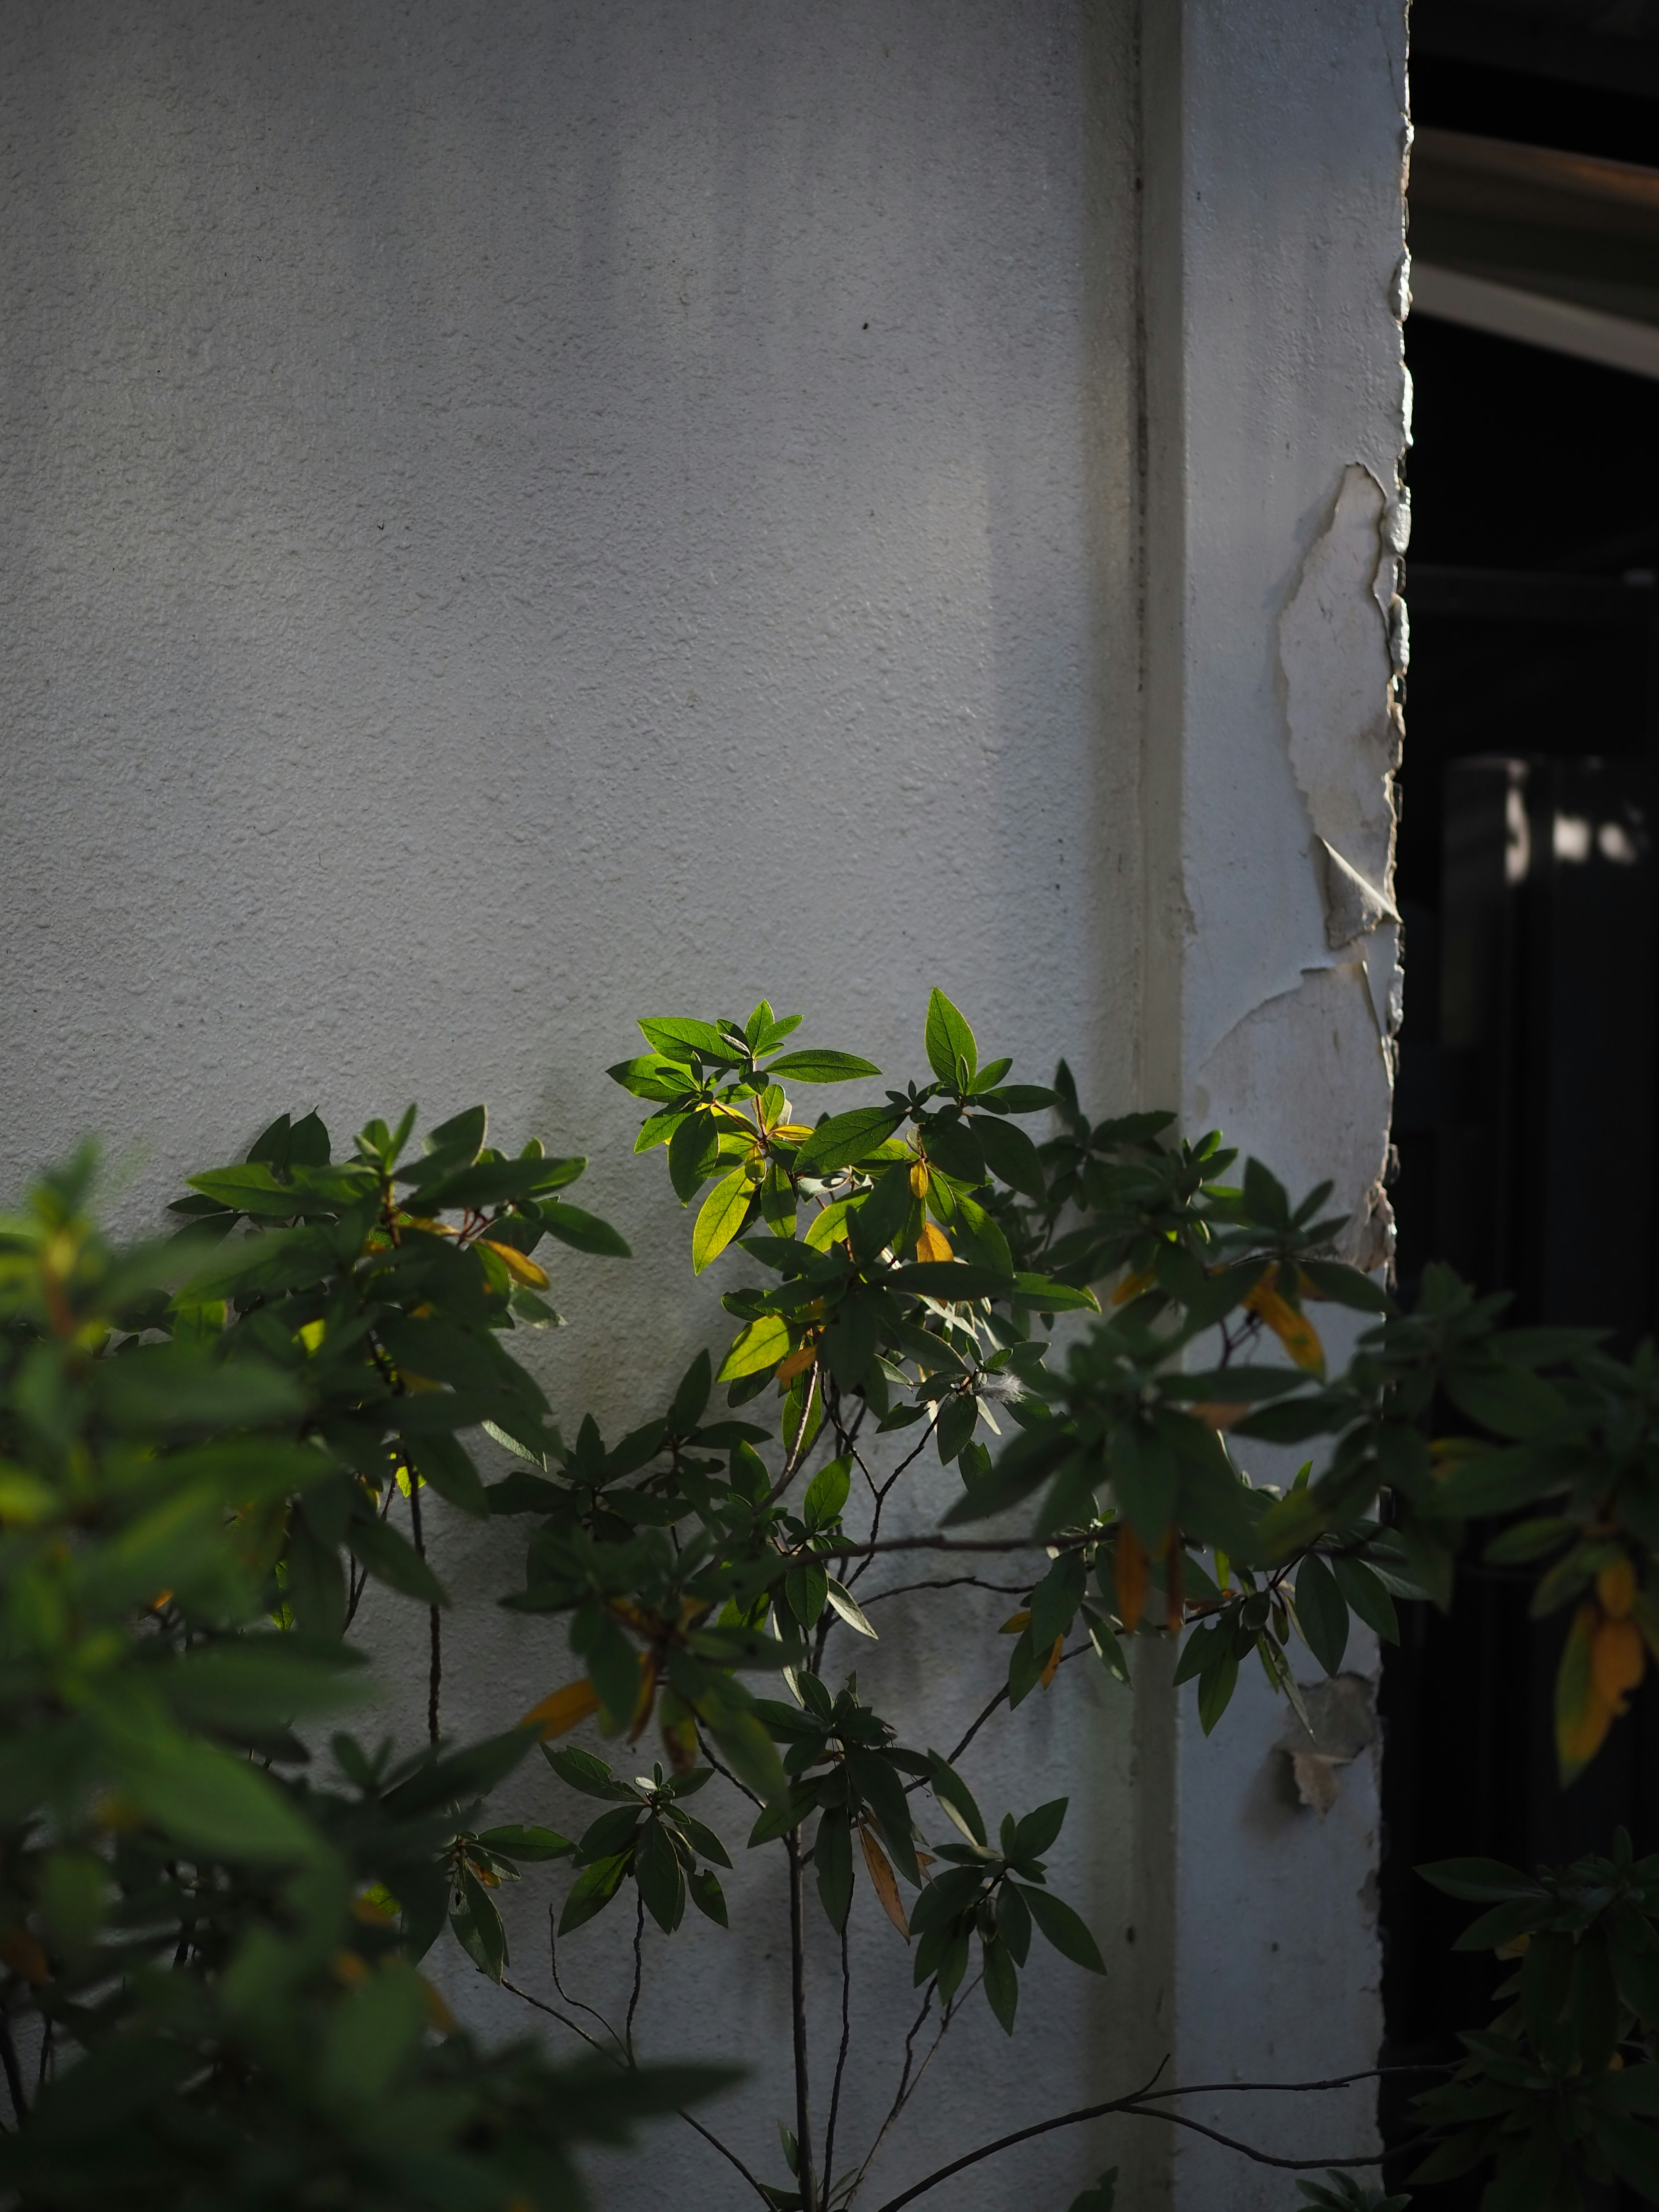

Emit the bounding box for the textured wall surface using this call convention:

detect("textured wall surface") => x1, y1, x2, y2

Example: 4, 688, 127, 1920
0, 3, 1412, 2204
0, 6, 1145, 2207
1138, 3, 1411, 2205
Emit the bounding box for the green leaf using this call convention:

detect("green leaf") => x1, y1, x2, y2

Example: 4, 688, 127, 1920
693, 1167, 756, 1275
926, 1754, 987, 1847
816, 1806, 854, 1929
634, 1818, 686, 1933
559, 1851, 633, 1934
972, 1116, 1046, 1201
113, 1732, 320, 1863
1294, 1554, 1350, 1676
1417, 1858, 1542, 1903
1012, 1799, 1068, 1860
537, 1200, 631, 1258
718, 1315, 792, 1383
794, 1106, 908, 1175
346, 1515, 448, 1608
668, 1110, 722, 1203
981, 1932, 1018, 2033
639, 1017, 739, 1060
925, 989, 979, 1091
1020, 1885, 1107, 1973
1067, 2171, 1119, 2212
543, 1745, 639, 1802
1331, 1556, 1399, 1642
763, 1052, 881, 1084
886, 1261, 1010, 1300
474, 1825, 576, 1861
454, 1870, 509, 1981
802, 1458, 851, 1530
1196, 1642, 1239, 1734
824, 1577, 879, 1641
689, 1867, 729, 1926
664, 1808, 732, 1868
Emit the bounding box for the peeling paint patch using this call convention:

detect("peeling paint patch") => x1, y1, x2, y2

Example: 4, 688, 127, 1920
1274, 1675, 1378, 1815
1280, 465, 1402, 949
1192, 963, 1394, 1269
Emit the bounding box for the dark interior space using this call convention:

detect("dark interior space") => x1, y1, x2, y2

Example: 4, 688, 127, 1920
1377, 10, 1659, 2199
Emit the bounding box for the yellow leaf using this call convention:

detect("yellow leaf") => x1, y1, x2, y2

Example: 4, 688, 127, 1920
999, 1610, 1032, 1635
771, 1124, 815, 1143
1114, 1522, 1149, 1632
1243, 1281, 1324, 1373
858, 1825, 910, 1938
775, 1339, 818, 1385
0, 1468, 58, 1526
0, 1928, 48, 1985
1039, 1635, 1064, 1688
1495, 1932, 1532, 1960
1557, 1603, 1615, 1781
693, 1166, 755, 1275
1598, 1556, 1637, 1621
298, 1318, 327, 1354
521, 1678, 601, 1741
480, 1239, 550, 1289
1112, 1269, 1154, 1307
626, 1657, 661, 1744
1592, 1615, 1646, 1713
331, 1948, 371, 1986
915, 1220, 953, 1265
909, 1162, 930, 1199
1189, 1401, 1249, 1430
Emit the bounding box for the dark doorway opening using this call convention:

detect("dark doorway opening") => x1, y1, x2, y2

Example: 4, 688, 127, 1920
1379, 32, 1659, 2200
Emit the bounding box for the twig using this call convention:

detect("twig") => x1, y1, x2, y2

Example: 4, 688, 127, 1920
406, 1475, 441, 1742
822, 1920, 853, 2202
548, 1907, 622, 2046
859, 1575, 1032, 1605
696, 1729, 764, 1809
625, 1891, 645, 2062
846, 1978, 980, 2203
785, 1826, 820, 2212
868, 2078, 1398, 2212
502, 1974, 773, 2208
1139, 2066, 1454, 2097
0, 2016, 27, 2124
944, 1684, 1009, 1767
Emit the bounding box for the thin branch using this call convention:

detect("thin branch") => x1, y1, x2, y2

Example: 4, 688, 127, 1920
625, 1891, 645, 2063
677, 2107, 777, 2208
406, 1475, 441, 1743
859, 1575, 1032, 1605
696, 1729, 764, 1809
868, 2079, 1398, 2212
0, 2016, 27, 2124
1133, 2104, 1389, 2172
502, 1976, 608, 2053
547, 1907, 622, 2047
822, 1920, 853, 2203
502, 1974, 773, 2209
944, 1684, 1008, 1767
846, 1977, 981, 2203
1139, 2066, 1455, 2098
785, 1826, 820, 2212
839, 1534, 1052, 1560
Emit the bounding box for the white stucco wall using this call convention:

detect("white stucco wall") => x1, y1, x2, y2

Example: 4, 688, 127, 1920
1136, 4, 1411, 2206
0, 3, 1409, 2206
0, 5, 1145, 2207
